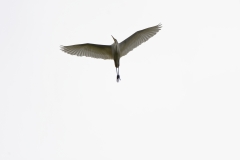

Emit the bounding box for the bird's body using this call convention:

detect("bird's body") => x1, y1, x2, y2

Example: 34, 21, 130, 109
60, 24, 162, 82
111, 38, 120, 68
111, 37, 121, 81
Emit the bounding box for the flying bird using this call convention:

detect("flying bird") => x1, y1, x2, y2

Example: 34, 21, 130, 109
60, 24, 162, 82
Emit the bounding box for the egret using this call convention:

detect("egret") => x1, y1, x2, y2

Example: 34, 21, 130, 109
60, 24, 162, 82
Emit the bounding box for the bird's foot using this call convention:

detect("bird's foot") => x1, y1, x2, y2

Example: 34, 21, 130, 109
117, 75, 121, 82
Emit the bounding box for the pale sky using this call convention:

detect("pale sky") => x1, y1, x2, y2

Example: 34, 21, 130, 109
0, 0, 240, 159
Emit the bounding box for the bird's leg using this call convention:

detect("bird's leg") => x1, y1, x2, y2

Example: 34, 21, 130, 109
116, 68, 121, 82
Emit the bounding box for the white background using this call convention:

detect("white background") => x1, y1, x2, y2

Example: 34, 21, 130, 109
0, 0, 240, 159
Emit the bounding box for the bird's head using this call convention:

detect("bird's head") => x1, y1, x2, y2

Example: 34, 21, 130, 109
111, 35, 118, 44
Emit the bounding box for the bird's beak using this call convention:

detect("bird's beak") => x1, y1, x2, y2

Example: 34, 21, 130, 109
111, 35, 115, 41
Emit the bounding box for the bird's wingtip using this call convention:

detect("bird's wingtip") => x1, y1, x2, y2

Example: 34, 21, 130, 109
60, 45, 65, 51
157, 23, 162, 30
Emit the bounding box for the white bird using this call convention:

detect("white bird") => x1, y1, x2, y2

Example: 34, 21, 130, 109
60, 24, 162, 82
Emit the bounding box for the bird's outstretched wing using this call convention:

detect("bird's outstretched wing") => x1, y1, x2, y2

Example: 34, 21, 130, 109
60, 43, 113, 60
119, 24, 162, 57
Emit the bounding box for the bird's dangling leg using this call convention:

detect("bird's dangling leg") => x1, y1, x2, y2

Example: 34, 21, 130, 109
116, 68, 121, 82
117, 74, 121, 82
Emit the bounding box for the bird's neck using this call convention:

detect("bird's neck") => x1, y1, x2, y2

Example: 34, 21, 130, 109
113, 41, 119, 45
112, 42, 119, 50
112, 42, 120, 57
112, 42, 119, 49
